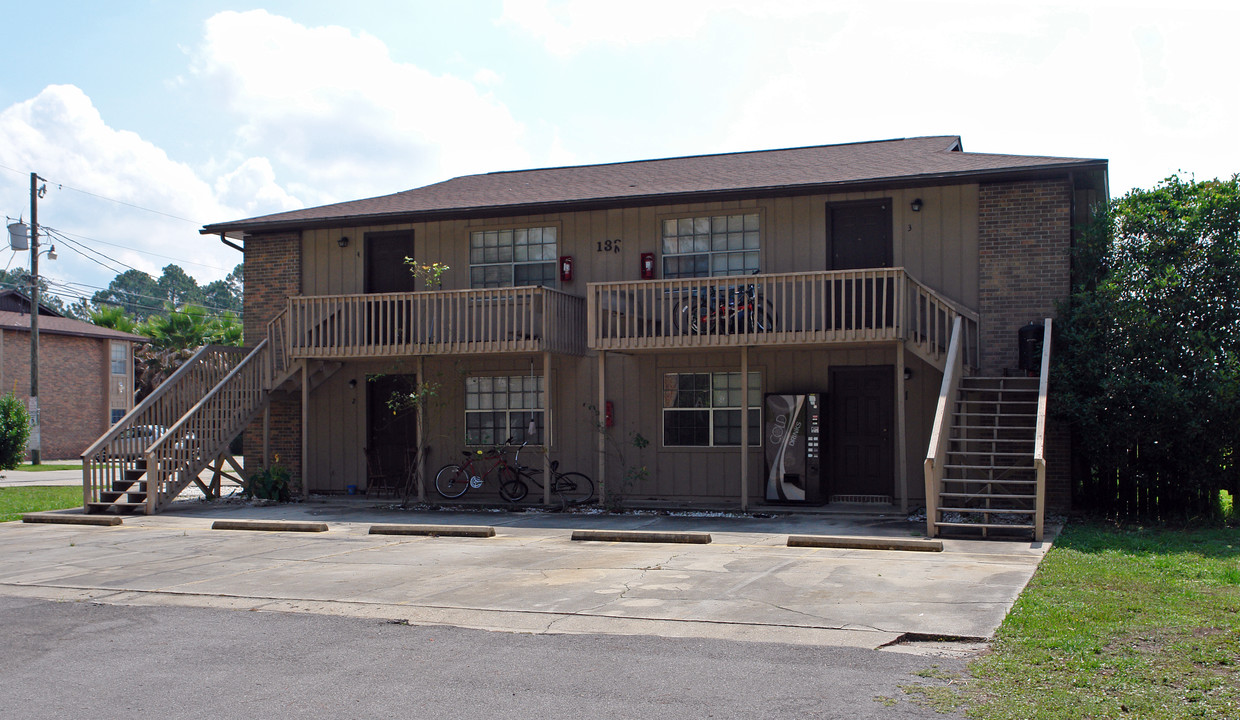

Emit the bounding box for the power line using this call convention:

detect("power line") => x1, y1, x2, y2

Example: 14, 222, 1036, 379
0, 164, 202, 226
42, 225, 233, 273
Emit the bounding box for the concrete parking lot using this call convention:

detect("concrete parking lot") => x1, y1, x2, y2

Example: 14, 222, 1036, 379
0, 494, 1053, 651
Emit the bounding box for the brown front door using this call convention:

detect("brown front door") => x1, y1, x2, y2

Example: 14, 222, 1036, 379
828, 366, 894, 499
367, 373, 417, 491
365, 231, 417, 293
827, 200, 894, 329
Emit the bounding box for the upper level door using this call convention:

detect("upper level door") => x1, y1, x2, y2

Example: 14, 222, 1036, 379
827, 200, 894, 328
826, 199, 893, 270
365, 231, 417, 293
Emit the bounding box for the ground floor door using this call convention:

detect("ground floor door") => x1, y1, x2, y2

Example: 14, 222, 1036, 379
366, 374, 418, 489
828, 366, 894, 500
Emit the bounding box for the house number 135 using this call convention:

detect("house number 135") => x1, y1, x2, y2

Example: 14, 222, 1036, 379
597, 239, 621, 253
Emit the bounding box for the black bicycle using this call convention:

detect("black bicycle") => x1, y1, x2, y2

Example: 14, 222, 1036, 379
512, 442, 595, 505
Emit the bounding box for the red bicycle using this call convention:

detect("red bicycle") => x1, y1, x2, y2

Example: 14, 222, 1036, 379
433, 438, 528, 501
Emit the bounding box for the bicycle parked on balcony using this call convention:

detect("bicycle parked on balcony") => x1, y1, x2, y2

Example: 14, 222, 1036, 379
671, 273, 776, 336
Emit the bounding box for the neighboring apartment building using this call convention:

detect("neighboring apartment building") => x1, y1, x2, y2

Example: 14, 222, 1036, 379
0, 292, 142, 459
85, 136, 1107, 536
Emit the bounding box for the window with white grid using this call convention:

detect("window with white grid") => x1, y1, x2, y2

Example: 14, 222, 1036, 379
661, 213, 759, 279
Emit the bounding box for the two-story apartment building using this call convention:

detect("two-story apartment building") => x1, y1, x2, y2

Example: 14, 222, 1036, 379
82, 136, 1106, 538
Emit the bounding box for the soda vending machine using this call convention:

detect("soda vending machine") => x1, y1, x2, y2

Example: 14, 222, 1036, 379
764, 393, 825, 503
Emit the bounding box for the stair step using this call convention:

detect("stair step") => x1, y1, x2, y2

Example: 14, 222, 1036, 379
938, 506, 1034, 515
944, 463, 1034, 470
943, 479, 1037, 486
950, 437, 1034, 443
933, 521, 1035, 530
86, 501, 146, 514
952, 424, 1036, 430
941, 492, 1037, 500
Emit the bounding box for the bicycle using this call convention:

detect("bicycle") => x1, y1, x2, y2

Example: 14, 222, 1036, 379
672, 274, 775, 336
433, 438, 529, 501
511, 441, 595, 506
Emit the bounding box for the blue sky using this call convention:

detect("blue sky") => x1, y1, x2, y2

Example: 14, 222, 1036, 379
1, 1, 1236, 308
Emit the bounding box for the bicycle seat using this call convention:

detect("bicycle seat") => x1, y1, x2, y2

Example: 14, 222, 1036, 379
550, 460, 560, 471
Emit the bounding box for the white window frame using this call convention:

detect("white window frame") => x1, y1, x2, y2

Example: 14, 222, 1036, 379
469, 225, 559, 289
661, 212, 760, 279
662, 371, 761, 447
464, 375, 546, 446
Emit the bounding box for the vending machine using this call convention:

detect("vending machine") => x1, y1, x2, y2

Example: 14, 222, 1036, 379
764, 393, 825, 503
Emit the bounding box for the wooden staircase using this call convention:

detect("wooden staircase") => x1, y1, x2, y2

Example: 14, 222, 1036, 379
924, 317, 1050, 541
83, 340, 274, 514
932, 376, 1039, 537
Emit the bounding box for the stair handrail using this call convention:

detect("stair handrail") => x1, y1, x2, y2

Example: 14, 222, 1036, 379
266, 307, 290, 389
82, 345, 249, 509
82, 345, 245, 459
902, 273, 980, 370
1032, 318, 1052, 542
144, 339, 270, 512
923, 315, 965, 538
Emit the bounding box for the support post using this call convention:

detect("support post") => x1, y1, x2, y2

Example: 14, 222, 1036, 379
896, 343, 908, 513
740, 346, 749, 512
301, 359, 309, 500
416, 355, 426, 502
543, 352, 552, 506
597, 351, 606, 506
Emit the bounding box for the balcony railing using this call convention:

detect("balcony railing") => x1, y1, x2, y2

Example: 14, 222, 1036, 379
589, 268, 978, 367
285, 286, 587, 359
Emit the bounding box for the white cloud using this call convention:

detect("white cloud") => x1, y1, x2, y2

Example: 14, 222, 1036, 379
191, 10, 531, 204
0, 84, 247, 296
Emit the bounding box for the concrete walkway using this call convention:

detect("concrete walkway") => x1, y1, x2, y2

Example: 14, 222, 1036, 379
0, 496, 1053, 651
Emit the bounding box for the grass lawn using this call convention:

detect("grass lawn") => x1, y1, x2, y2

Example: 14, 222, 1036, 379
13, 462, 82, 472
0, 486, 83, 522
960, 520, 1240, 719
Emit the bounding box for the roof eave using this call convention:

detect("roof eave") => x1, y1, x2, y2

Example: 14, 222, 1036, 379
201, 159, 1107, 237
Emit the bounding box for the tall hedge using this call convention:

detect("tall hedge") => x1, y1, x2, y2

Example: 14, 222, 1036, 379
1054, 174, 1240, 518
0, 393, 32, 470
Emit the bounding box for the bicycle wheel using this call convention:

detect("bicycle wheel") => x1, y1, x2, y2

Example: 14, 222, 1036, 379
498, 468, 528, 502
552, 472, 595, 505
434, 464, 471, 499
750, 300, 776, 333
672, 297, 701, 335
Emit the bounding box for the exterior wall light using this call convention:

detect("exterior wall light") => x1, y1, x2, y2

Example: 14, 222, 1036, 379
338, 236, 350, 248
910, 198, 923, 212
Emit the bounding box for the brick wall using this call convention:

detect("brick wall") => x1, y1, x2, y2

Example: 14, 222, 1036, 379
1, 331, 111, 459
978, 179, 1073, 373
243, 232, 303, 487
978, 178, 1074, 509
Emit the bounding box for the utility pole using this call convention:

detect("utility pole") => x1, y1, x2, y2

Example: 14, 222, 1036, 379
28, 172, 43, 465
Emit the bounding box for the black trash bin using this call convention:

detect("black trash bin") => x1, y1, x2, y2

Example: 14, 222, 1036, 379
1018, 321, 1044, 374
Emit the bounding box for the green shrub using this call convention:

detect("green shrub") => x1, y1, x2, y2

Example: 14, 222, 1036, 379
244, 464, 291, 502
0, 394, 32, 470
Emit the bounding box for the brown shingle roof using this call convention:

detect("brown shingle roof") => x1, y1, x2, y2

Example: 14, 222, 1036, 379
0, 311, 145, 342
203, 136, 1106, 235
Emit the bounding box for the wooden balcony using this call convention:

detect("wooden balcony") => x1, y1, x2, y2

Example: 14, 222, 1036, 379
588, 268, 978, 368
284, 286, 587, 360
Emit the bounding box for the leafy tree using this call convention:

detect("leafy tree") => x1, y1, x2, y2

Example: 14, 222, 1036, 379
1055, 174, 1240, 518
0, 393, 32, 469
92, 269, 163, 320
134, 303, 244, 400
88, 305, 138, 334
156, 264, 202, 307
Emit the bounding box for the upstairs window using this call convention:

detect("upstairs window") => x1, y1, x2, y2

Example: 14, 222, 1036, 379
662, 213, 760, 279
469, 226, 558, 288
